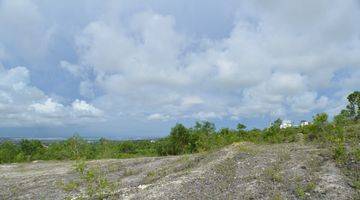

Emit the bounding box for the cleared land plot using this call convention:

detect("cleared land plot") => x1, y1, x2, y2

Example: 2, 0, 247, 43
0, 143, 357, 199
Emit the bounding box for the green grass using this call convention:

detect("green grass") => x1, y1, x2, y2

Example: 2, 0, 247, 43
62, 181, 80, 192
294, 181, 317, 199
295, 186, 306, 199
265, 164, 283, 183
59, 161, 118, 199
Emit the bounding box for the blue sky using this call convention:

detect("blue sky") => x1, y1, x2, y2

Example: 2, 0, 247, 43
0, 0, 359, 138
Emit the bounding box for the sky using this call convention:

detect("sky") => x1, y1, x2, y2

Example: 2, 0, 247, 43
0, 0, 359, 138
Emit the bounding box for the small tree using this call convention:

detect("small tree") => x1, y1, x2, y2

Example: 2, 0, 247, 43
65, 134, 92, 160
0, 141, 19, 163
194, 121, 216, 135
306, 113, 329, 141
19, 139, 45, 160
169, 123, 190, 155
237, 123, 247, 139
334, 109, 351, 126
346, 91, 360, 121
263, 118, 282, 143
272, 118, 282, 128
313, 113, 328, 131
236, 123, 246, 131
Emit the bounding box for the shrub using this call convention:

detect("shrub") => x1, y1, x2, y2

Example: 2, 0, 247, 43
0, 141, 18, 163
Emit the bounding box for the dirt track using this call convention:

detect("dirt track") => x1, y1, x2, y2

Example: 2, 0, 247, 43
0, 143, 357, 199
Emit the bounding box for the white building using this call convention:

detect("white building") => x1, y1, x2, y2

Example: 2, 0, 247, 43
280, 120, 292, 129
300, 120, 310, 127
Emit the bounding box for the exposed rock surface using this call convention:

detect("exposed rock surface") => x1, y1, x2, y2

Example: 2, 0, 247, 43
0, 143, 357, 199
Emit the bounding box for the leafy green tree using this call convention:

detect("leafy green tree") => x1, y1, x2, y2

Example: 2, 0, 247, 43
117, 141, 136, 154
305, 113, 329, 141
237, 123, 247, 139
187, 121, 217, 153
246, 129, 262, 143
313, 113, 328, 127
334, 109, 351, 126
65, 135, 93, 160
0, 141, 18, 163
237, 123, 246, 131
94, 138, 116, 159
219, 127, 231, 135
263, 118, 282, 142
155, 138, 172, 156
169, 123, 190, 155
44, 142, 69, 160
219, 128, 238, 144
194, 121, 216, 134
272, 118, 282, 128
346, 91, 360, 121
19, 139, 45, 160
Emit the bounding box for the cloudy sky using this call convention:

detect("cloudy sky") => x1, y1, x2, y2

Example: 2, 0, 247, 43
0, 0, 359, 138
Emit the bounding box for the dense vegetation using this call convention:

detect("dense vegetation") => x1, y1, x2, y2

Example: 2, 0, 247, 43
0, 137, 159, 163
1, 91, 359, 186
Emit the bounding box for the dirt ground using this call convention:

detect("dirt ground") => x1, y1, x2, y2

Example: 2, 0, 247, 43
0, 142, 357, 199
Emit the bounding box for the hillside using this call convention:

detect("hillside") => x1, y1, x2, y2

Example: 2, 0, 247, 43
0, 142, 357, 200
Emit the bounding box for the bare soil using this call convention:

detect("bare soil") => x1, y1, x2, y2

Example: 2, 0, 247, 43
0, 143, 357, 199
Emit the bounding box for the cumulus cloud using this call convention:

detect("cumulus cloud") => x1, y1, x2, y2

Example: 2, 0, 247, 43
1, 0, 360, 133
289, 93, 329, 114
0, 66, 103, 127
58, 0, 360, 124
71, 99, 103, 117
30, 98, 64, 114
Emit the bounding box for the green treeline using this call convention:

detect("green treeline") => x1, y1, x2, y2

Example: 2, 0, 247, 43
0, 91, 359, 165
0, 137, 159, 163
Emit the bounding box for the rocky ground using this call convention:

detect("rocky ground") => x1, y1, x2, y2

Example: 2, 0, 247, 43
0, 142, 358, 199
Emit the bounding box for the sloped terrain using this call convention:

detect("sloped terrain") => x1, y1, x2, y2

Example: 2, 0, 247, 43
0, 142, 357, 199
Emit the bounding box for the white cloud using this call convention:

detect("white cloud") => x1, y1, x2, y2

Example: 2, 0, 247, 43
1, 0, 359, 131
72, 99, 103, 117
30, 98, 64, 114
0, 0, 54, 61
181, 96, 204, 108
147, 113, 170, 121
61, 1, 360, 124
191, 111, 223, 120
289, 93, 329, 114
0, 66, 103, 127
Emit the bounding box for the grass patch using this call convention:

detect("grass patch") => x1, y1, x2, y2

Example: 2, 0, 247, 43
352, 180, 360, 190
237, 144, 258, 155
295, 186, 306, 199
59, 160, 118, 199
265, 164, 283, 183
61, 180, 80, 192
294, 181, 316, 199
272, 192, 283, 200
143, 170, 164, 184
123, 168, 138, 176
278, 149, 291, 163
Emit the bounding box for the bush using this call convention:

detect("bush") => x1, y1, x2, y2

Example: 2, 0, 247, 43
333, 143, 347, 163
0, 141, 18, 163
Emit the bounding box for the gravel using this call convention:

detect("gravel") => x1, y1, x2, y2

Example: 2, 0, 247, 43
0, 143, 356, 199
